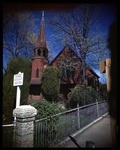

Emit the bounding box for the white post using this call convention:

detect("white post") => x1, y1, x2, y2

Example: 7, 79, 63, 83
16, 86, 21, 108
96, 99, 99, 118
13, 72, 24, 123
77, 103, 80, 129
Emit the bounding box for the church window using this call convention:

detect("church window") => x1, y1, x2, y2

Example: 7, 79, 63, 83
60, 66, 75, 78
36, 68, 39, 78
71, 67, 75, 78
43, 50, 46, 57
38, 50, 41, 56
66, 68, 71, 77
35, 49, 38, 56
87, 77, 95, 87
66, 67, 74, 78
61, 68, 67, 78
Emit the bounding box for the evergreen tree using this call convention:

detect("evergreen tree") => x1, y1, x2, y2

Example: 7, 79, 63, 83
3, 57, 31, 124
41, 66, 60, 102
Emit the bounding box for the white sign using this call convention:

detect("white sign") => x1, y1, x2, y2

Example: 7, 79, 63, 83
13, 72, 24, 110
13, 72, 24, 86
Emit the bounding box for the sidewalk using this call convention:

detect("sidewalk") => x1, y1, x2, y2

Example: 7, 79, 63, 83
58, 115, 113, 148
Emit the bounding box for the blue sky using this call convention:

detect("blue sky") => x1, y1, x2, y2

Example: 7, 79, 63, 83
36, 3, 117, 83
3, 3, 117, 83
34, 3, 117, 56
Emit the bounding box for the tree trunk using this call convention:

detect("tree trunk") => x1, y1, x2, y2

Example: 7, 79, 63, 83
80, 50, 86, 85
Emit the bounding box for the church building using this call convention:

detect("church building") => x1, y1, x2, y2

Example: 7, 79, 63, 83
29, 12, 99, 101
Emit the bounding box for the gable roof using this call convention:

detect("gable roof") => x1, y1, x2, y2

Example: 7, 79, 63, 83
50, 45, 99, 78
49, 45, 78, 65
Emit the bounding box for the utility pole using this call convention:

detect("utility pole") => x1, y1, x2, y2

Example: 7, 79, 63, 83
99, 58, 117, 147
99, 58, 111, 92
105, 58, 111, 93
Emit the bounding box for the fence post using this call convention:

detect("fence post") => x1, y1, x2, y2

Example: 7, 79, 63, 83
13, 105, 37, 147
77, 103, 80, 129
96, 100, 99, 118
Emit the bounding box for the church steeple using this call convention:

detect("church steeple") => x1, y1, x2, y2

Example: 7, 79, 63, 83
36, 11, 46, 48
34, 11, 48, 59
29, 11, 49, 100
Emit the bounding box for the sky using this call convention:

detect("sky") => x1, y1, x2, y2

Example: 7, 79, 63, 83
34, 4, 117, 50
34, 3, 117, 83
3, 3, 117, 83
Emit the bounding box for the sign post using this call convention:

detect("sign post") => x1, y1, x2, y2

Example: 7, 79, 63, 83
16, 86, 21, 108
13, 72, 24, 108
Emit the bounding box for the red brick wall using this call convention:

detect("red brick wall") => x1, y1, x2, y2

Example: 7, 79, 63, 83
31, 56, 48, 80
51, 46, 98, 87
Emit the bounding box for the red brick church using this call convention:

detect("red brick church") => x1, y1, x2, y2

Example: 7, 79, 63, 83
29, 12, 99, 101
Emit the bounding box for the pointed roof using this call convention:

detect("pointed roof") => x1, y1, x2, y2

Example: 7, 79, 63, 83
36, 11, 46, 48
50, 45, 78, 65
50, 45, 99, 78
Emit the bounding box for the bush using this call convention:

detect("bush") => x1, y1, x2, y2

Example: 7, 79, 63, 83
30, 99, 65, 119
30, 99, 65, 147
98, 83, 107, 100
67, 85, 101, 108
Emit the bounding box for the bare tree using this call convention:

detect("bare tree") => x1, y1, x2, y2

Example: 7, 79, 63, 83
48, 4, 110, 85
3, 12, 37, 62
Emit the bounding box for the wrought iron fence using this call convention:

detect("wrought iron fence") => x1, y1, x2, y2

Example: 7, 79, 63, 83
2, 124, 15, 148
34, 100, 109, 147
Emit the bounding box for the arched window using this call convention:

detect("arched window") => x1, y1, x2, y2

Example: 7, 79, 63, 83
43, 50, 46, 57
34, 48, 41, 57
43, 50, 48, 58
87, 77, 95, 87
34, 48, 38, 57
66, 67, 74, 78
60, 68, 66, 78
38, 50, 41, 56
36, 68, 39, 78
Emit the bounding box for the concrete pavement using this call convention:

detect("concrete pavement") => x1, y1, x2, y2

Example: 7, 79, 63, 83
57, 115, 114, 148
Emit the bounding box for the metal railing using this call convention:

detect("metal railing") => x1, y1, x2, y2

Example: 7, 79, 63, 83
34, 100, 109, 147
2, 124, 15, 148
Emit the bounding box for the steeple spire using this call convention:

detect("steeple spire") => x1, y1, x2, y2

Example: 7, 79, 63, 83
36, 11, 46, 48
42, 11, 44, 21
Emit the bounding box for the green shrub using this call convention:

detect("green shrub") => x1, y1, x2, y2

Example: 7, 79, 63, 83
30, 99, 65, 119
67, 85, 101, 108
30, 99, 65, 146
98, 83, 107, 100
